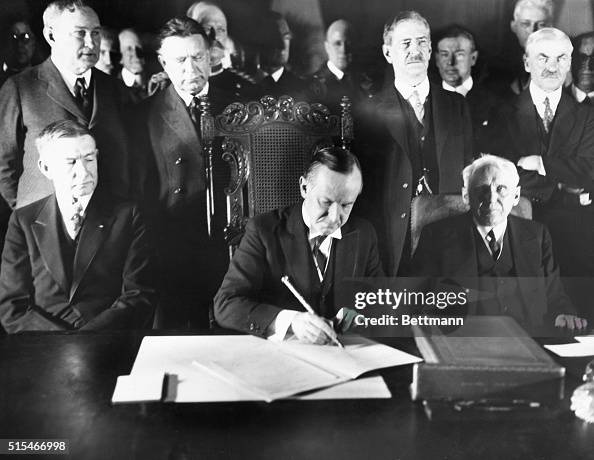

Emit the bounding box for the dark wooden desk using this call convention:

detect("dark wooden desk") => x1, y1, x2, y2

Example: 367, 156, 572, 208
0, 331, 592, 460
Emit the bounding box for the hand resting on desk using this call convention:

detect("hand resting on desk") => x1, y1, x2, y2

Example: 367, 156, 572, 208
290, 312, 339, 345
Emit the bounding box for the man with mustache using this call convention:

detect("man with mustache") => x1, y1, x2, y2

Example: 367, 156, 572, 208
411, 155, 587, 335
0, 0, 132, 213
486, 28, 594, 313
358, 10, 473, 276
134, 17, 232, 328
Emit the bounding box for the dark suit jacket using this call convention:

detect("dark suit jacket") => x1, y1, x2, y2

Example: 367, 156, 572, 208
486, 89, 594, 202
214, 203, 384, 337
0, 191, 157, 333
307, 64, 371, 110
411, 213, 575, 330
464, 82, 499, 153
258, 67, 306, 99
0, 58, 133, 209
358, 82, 473, 275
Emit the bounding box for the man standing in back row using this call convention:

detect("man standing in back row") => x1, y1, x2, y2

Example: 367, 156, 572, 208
359, 10, 473, 276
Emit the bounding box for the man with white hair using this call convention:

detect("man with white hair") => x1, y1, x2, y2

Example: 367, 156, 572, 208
0, 0, 133, 212
487, 27, 594, 281
412, 154, 587, 334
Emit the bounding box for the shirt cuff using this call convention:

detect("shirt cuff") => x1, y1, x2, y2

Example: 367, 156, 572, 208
267, 309, 299, 343
537, 157, 546, 176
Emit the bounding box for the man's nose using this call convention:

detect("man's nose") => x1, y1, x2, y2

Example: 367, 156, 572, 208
327, 203, 341, 224
83, 31, 95, 48
72, 160, 89, 177
448, 53, 456, 66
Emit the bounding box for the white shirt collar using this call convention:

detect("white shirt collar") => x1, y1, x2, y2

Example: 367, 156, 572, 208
529, 81, 562, 118
121, 67, 142, 87
51, 56, 92, 96
270, 67, 284, 82
327, 60, 344, 81
174, 82, 209, 107
394, 76, 430, 104
442, 76, 473, 97
572, 84, 594, 103
474, 218, 507, 257
56, 191, 93, 239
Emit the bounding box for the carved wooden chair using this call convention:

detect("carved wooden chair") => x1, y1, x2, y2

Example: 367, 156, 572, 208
201, 95, 353, 256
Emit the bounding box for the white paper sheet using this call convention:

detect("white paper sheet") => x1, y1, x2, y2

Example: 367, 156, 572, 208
544, 343, 594, 357
116, 335, 412, 403
111, 372, 165, 404
575, 335, 594, 344
294, 376, 391, 400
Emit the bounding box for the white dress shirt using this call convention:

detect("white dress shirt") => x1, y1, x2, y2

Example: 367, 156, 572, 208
394, 76, 430, 105
269, 67, 284, 83
327, 60, 345, 81
474, 218, 507, 259
51, 57, 92, 97
529, 81, 562, 119
173, 82, 209, 107
121, 67, 143, 87
442, 76, 473, 97
571, 84, 594, 103
56, 191, 93, 240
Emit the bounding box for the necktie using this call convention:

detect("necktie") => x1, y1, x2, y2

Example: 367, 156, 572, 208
74, 77, 91, 118
189, 96, 200, 127
70, 198, 84, 240
409, 89, 424, 124
543, 96, 553, 133
486, 230, 500, 261
312, 236, 328, 277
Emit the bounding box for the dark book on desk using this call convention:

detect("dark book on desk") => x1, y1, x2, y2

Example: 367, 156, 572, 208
410, 316, 565, 403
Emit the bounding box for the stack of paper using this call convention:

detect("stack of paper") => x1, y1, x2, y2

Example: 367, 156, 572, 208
112, 335, 422, 404
544, 336, 594, 357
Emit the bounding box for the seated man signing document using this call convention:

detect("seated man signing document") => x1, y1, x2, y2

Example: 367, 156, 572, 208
214, 146, 383, 344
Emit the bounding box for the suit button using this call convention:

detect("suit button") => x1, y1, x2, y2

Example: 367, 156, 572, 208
249, 322, 256, 331
402, 183, 409, 189
400, 212, 407, 219
175, 157, 183, 165
173, 187, 184, 194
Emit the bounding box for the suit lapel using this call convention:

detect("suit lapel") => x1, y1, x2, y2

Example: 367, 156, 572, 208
31, 197, 69, 295
279, 205, 318, 300
548, 92, 576, 156
330, 222, 360, 295
511, 91, 539, 156
88, 69, 108, 128
431, 85, 450, 162
159, 85, 201, 149
70, 194, 113, 300
38, 59, 88, 122
377, 86, 408, 152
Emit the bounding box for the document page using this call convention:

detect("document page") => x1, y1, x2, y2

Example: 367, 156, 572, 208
277, 334, 423, 379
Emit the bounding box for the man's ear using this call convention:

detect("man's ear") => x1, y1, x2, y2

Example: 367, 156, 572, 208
513, 186, 521, 206
157, 54, 165, 69
462, 187, 469, 205
38, 158, 51, 179
382, 44, 392, 64
299, 176, 307, 199
523, 53, 530, 73
470, 50, 478, 66
42, 26, 54, 46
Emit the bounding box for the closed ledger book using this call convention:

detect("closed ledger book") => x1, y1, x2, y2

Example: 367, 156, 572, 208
410, 316, 565, 403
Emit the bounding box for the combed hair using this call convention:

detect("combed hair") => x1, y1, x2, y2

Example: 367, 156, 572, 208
43, 0, 93, 28
36, 120, 93, 158
435, 24, 476, 51
304, 146, 362, 182
99, 26, 118, 43
513, 0, 554, 21
462, 154, 519, 189
156, 17, 210, 51
383, 10, 430, 46
525, 27, 572, 56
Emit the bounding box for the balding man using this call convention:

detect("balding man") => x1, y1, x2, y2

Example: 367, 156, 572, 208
487, 28, 594, 286
308, 19, 370, 110
412, 155, 587, 335
0, 0, 132, 212
489, 0, 554, 97
187, 1, 256, 99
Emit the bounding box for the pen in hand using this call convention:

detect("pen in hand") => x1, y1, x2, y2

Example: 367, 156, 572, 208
281, 275, 344, 348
